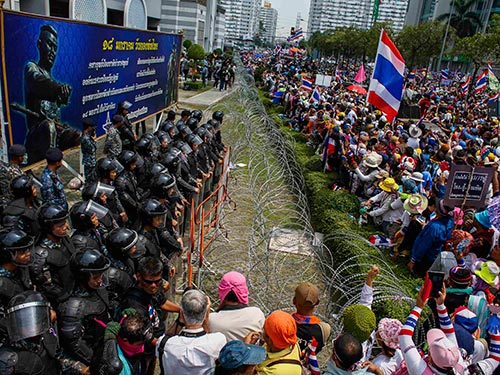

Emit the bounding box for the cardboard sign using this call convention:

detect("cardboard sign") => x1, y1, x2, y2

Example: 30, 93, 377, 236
444, 165, 493, 207
315, 74, 332, 87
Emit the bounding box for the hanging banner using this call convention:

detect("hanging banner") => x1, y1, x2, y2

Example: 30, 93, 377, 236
1, 10, 182, 164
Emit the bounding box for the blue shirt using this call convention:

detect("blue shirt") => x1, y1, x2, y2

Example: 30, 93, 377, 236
41, 167, 68, 211
411, 215, 453, 263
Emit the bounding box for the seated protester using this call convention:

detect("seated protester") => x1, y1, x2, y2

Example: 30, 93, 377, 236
254, 310, 302, 375
121, 257, 180, 375
209, 271, 265, 342
399, 285, 500, 375
445, 265, 473, 314
452, 307, 488, 364
351, 155, 381, 198
215, 340, 267, 375
472, 260, 500, 298
371, 318, 403, 375
407, 199, 454, 277
157, 289, 226, 375
363, 178, 401, 236
2, 174, 40, 239
291, 281, 331, 354
90, 312, 152, 375
469, 210, 494, 259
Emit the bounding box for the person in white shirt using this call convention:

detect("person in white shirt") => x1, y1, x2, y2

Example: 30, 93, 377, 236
157, 289, 226, 375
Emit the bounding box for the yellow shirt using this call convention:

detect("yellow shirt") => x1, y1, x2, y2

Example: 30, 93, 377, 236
255, 344, 302, 375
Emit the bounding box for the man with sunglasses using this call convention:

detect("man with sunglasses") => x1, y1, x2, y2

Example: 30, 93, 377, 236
121, 257, 180, 375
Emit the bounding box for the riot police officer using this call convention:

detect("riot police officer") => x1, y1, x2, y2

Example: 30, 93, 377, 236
0, 230, 33, 313
0, 291, 89, 375
2, 174, 40, 238
159, 110, 176, 134
164, 149, 199, 199
94, 158, 128, 225
115, 151, 143, 229
70, 201, 106, 253
57, 249, 111, 366
30, 204, 75, 307
191, 109, 203, 123
106, 227, 140, 277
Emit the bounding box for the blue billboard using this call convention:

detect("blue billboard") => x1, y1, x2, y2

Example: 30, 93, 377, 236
1, 10, 182, 164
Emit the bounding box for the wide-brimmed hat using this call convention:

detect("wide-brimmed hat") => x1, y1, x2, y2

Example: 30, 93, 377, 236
403, 194, 428, 214
218, 340, 266, 369
363, 155, 380, 168
410, 172, 424, 182
474, 260, 500, 287
379, 178, 399, 193
475, 210, 492, 229
409, 126, 422, 138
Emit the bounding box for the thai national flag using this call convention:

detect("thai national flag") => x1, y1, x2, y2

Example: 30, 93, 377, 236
367, 29, 406, 122
335, 68, 342, 82
407, 70, 415, 80
287, 28, 303, 42
440, 69, 449, 80
311, 86, 321, 102
274, 45, 282, 55
461, 76, 470, 93
301, 78, 313, 91
476, 70, 487, 93
489, 92, 499, 103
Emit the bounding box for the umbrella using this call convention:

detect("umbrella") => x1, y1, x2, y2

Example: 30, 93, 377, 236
488, 195, 500, 231
347, 85, 367, 95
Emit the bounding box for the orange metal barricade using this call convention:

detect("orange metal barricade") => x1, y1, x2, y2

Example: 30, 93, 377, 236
186, 147, 231, 286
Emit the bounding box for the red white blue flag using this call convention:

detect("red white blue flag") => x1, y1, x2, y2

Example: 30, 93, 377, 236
367, 29, 405, 122
301, 77, 313, 91
476, 70, 487, 93
489, 92, 499, 103
311, 86, 321, 102
461, 76, 470, 94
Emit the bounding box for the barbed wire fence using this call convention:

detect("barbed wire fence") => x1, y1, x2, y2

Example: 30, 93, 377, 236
191, 64, 420, 350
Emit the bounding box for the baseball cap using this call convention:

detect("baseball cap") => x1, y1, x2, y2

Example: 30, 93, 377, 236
45, 148, 63, 163
218, 340, 266, 369
294, 281, 319, 307
8, 144, 26, 157
112, 114, 124, 124
427, 329, 460, 369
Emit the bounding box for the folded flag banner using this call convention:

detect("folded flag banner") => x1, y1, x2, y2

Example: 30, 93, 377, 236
476, 70, 487, 93
367, 29, 405, 122
301, 77, 313, 91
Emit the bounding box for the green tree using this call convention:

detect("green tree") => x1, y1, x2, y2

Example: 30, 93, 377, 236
436, 0, 482, 38
187, 44, 205, 81
183, 39, 192, 50
395, 21, 448, 69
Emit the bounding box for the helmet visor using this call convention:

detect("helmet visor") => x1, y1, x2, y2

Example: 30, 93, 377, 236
112, 160, 124, 174
95, 182, 115, 198
7, 301, 50, 342
180, 143, 193, 154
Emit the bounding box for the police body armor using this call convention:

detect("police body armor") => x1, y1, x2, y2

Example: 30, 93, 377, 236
0, 269, 32, 315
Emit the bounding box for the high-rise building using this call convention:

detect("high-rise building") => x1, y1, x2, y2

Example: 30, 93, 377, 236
259, 1, 278, 44
308, 0, 409, 34
220, 0, 260, 46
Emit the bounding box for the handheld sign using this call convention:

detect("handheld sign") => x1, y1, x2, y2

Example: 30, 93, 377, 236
444, 165, 493, 208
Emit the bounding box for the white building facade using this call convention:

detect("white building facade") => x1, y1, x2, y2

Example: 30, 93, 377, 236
259, 1, 278, 45
220, 0, 260, 46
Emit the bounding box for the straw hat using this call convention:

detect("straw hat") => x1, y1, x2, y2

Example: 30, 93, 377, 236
409, 125, 422, 138
403, 194, 428, 215
363, 155, 380, 169
379, 178, 399, 193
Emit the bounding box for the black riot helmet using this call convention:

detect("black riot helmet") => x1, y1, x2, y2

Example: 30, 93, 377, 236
6, 291, 50, 343
82, 181, 115, 202
173, 140, 192, 154
186, 117, 199, 131
135, 137, 153, 157
179, 124, 193, 137
191, 110, 203, 122
10, 174, 35, 199
150, 163, 169, 177
96, 157, 122, 180
151, 173, 176, 198
106, 227, 138, 260
186, 133, 203, 147
163, 150, 181, 174
140, 199, 168, 226
0, 229, 34, 265
212, 110, 224, 123
155, 130, 172, 145
38, 204, 69, 233
118, 150, 138, 170
70, 201, 96, 231
208, 119, 221, 131
165, 122, 179, 137
71, 248, 110, 287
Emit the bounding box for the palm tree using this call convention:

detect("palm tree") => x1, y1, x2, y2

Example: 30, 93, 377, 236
437, 0, 483, 38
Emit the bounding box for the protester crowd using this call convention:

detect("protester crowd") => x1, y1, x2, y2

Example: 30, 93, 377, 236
180, 55, 236, 91
3, 47, 500, 375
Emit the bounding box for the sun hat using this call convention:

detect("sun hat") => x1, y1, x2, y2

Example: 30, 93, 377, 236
342, 304, 376, 342
427, 329, 460, 369
294, 281, 320, 307
218, 271, 249, 305
403, 194, 428, 215
377, 318, 402, 349
379, 178, 399, 193
475, 210, 493, 229
363, 155, 380, 169
218, 340, 266, 369
454, 306, 478, 334
263, 310, 297, 349
409, 126, 422, 138
474, 261, 500, 287
410, 172, 424, 182
449, 266, 472, 287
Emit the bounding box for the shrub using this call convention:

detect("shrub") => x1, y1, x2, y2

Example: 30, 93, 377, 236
184, 81, 203, 90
